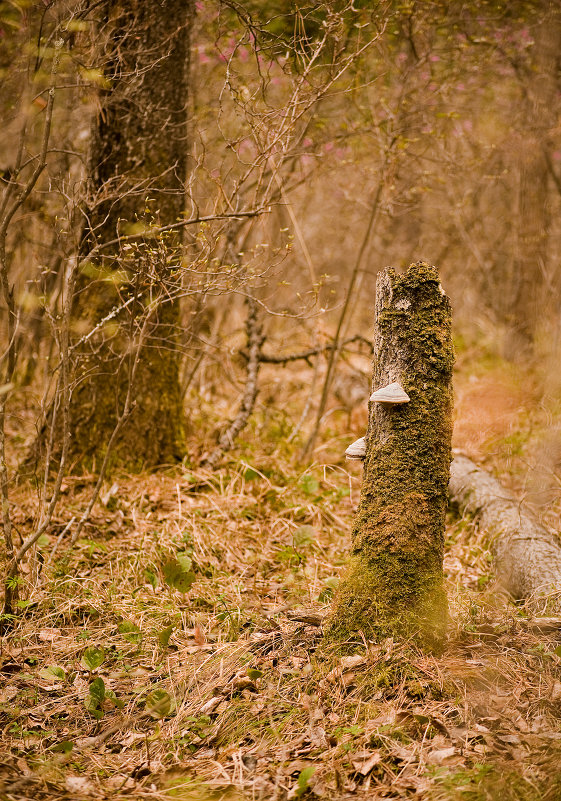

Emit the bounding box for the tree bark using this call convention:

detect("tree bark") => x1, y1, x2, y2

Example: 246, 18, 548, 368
505, 4, 561, 356
327, 261, 453, 646
450, 454, 561, 613
66, 0, 192, 469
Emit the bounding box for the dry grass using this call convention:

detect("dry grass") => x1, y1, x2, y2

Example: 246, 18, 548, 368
2, 354, 561, 800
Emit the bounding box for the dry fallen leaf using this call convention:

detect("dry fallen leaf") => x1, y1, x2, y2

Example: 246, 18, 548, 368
340, 655, 366, 671
39, 628, 61, 642
0, 685, 19, 703
426, 746, 457, 765
352, 751, 381, 776
65, 775, 97, 796
200, 696, 223, 715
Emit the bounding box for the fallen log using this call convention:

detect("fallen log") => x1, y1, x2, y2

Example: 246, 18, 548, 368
449, 454, 561, 612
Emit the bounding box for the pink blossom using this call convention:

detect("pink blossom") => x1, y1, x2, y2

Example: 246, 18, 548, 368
198, 45, 210, 65
553, 151, 561, 161
324, 141, 334, 152
303, 137, 313, 147
429, 54, 440, 62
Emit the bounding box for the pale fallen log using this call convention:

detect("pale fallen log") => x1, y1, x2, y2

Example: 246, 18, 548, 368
449, 454, 561, 612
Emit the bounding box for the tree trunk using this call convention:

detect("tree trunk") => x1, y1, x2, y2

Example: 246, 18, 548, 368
505, 5, 560, 357
450, 454, 561, 613
327, 261, 453, 647
67, 0, 192, 469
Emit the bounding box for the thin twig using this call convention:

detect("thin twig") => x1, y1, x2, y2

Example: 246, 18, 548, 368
240, 334, 372, 365
202, 297, 263, 469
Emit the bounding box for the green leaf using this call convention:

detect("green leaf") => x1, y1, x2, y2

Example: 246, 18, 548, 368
247, 668, 263, 681
162, 558, 196, 593
49, 740, 73, 754
104, 688, 124, 709
117, 621, 142, 644
39, 665, 65, 681
296, 766, 315, 797
157, 624, 175, 649
176, 552, 193, 572
85, 677, 105, 719
553, 645, 561, 658
81, 646, 105, 671
88, 677, 105, 703
293, 525, 315, 549
299, 475, 319, 495
144, 568, 158, 589
145, 688, 175, 719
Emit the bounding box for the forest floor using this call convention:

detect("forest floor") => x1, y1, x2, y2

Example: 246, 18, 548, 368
2, 340, 561, 801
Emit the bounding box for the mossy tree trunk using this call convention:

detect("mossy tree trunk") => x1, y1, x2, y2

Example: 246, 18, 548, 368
66, 0, 193, 470
327, 261, 453, 647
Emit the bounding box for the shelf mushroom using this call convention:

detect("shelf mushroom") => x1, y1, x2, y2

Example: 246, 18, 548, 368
345, 436, 366, 460
369, 381, 410, 405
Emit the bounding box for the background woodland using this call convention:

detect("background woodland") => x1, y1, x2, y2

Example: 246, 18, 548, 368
2, 2, 561, 800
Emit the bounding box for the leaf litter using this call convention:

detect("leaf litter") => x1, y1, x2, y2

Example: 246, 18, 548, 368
2, 381, 561, 800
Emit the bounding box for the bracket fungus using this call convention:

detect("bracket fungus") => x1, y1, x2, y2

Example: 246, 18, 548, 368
345, 436, 366, 460
369, 381, 410, 405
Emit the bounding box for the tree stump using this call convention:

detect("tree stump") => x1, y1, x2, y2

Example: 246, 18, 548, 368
327, 261, 453, 646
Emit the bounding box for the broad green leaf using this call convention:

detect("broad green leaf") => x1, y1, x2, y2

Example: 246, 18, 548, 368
39, 665, 65, 681
247, 668, 263, 681
117, 621, 142, 644
293, 525, 315, 548
145, 688, 175, 719
299, 475, 319, 495
49, 740, 73, 754
104, 688, 124, 709
176, 552, 193, 572
144, 568, 158, 589
553, 645, 561, 658
296, 766, 315, 797
88, 677, 105, 703
85, 677, 105, 719
162, 558, 196, 593
158, 624, 175, 649
81, 646, 105, 671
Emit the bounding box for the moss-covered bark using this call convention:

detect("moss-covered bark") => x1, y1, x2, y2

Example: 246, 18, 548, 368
327, 261, 453, 647
66, 0, 192, 470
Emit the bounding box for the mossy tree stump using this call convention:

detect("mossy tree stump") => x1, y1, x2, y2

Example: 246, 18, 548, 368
327, 261, 453, 647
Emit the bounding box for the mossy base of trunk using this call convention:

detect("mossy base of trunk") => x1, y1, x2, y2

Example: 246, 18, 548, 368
325, 553, 448, 650
68, 354, 185, 473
